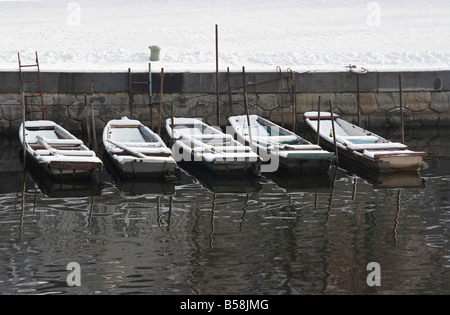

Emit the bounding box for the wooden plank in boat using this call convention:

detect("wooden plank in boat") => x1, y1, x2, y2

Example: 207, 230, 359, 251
109, 125, 141, 128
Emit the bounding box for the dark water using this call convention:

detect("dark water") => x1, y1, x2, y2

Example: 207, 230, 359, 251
0, 127, 449, 295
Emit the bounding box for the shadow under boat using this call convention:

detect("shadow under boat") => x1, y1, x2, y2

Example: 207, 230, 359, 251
265, 168, 334, 194
22, 164, 103, 198
178, 162, 262, 194
340, 161, 426, 189
103, 152, 177, 196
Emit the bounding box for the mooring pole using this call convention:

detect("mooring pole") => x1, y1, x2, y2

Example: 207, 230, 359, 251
84, 94, 92, 148
399, 74, 405, 144
288, 69, 297, 133
357, 73, 361, 127
227, 67, 233, 116
90, 99, 98, 153
158, 68, 164, 137
317, 96, 321, 146
215, 24, 220, 127
22, 91, 26, 166
276, 66, 284, 128
149, 62, 153, 130
128, 68, 133, 119
329, 100, 338, 164
242, 66, 254, 150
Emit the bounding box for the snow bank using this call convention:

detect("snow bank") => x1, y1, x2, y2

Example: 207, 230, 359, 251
1, 0, 450, 72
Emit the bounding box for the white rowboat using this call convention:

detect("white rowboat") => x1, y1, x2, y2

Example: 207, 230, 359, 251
304, 112, 427, 173
166, 117, 260, 175
228, 115, 334, 173
103, 117, 176, 178
19, 120, 103, 179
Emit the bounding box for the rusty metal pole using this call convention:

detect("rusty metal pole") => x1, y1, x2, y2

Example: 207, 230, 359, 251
227, 67, 233, 116
317, 96, 321, 146
215, 24, 220, 127
158, 68, 164, 137
357, 73, 361, 127
399, 74, 405, 144
329, 100, 338, 164
242, 66, 254, 150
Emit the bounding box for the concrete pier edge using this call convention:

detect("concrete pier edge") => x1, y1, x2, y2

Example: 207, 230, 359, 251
1, 70, 450, 136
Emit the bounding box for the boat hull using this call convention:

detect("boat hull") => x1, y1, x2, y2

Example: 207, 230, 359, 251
278, 154, 332, 174
173, 141, 261, 176
167, 118, 261, 177
24, 149, 102, 180
106, 152, 177, 179
103, 117, 177, 179
307, 128, 424, 173
228, 115, 334, 174
20, 120, 103, 180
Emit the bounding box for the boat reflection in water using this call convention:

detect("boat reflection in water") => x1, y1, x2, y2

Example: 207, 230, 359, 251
178, 162, 262, 194
22, 164, 103, 199
103, 153, 179, 196
265, 168, 334, 194
340, 163, 426, 190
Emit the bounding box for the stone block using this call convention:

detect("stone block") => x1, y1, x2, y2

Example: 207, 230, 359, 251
405, 92, 431, 112
1, 103, 23, 121
52, 94, 77, 106
387, 108, 413, 127
430, 92, 449, 113
360, 93, 378, 114
412, 109, 441, 127
336, 93, 357, 115
296, 93, 314, 113
45, 104, 69, 122
257, 94, 278, 111
270, 108, 294, 126
367, 111, 388, 127
375, 92, 396, 111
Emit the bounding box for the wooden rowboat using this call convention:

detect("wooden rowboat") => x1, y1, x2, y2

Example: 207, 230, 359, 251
228, 115, 334, 173
19, 120, 103, 179
165, 117, 261, 176
303, 112, 427, 173
103, 117, 177, 178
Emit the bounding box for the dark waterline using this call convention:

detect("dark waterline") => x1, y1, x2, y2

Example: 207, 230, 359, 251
0, 127, 449, 295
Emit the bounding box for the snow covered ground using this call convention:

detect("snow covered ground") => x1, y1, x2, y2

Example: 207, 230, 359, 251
1, 0, 450, 72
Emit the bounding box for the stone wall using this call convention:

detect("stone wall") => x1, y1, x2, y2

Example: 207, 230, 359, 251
1, 70, 450, 136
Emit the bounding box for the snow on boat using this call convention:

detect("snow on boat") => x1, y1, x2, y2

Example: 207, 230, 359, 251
103, 117, 177, 178
19, 120, 103, 179
228, 115, 334, 173
165, 117, 261, 176
303, 112, 427, 173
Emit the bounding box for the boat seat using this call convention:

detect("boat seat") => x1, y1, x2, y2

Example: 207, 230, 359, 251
254, 135, 298, 143
34, 149, 95, 157
347, 142, 407, 151
115, 142, 161, 148
336, 135, 379, 144
363, 149, 426, 159
36, 136, 83, 146
190, 134, 233, 140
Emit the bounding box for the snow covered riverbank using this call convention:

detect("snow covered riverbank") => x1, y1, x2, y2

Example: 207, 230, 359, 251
1, 0, 450, 72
